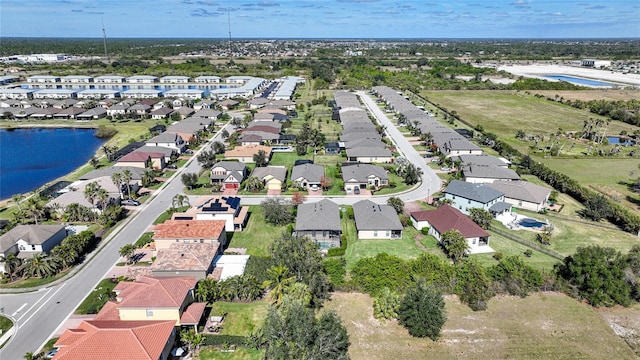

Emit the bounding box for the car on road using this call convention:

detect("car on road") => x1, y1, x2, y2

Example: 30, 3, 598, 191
122, 199, 140, 206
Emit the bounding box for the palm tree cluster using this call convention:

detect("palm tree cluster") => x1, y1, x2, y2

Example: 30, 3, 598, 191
194, 275, 263, 303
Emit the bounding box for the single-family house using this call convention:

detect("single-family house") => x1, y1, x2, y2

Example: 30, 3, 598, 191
79, 166, 145, 185
209, 161, 248, 190
454, 154, 510, 168
324, 142, 340, 155
410, 205, 492, 253
115, 151, 166, 170
53, 106, 85, 119
53, 320, 176, 360
341, 163, 389, 193
251, 166, 287, 191
94, 276, 205, 331
224, 144, 272, 163
151, 243, 221, 281
193, 100, 215, 111
290, 163, 324, 190
218, 99, 238, 110
190, 196, 249, 231
150, 107, 174, 120
353, 200, 403, 239
0, 224, 67, 270
462, 164, 520, 183
443, 180, 507, 215
485, 180, 551, 212
152, 220, 227, 251
106, 102, 130, 117
76, 107, 107, 120
146, 132, 187, 154
193, 109, 221, 119
345, 147, 393, 163
174, 107, 195, 119
294, 199, 342, 249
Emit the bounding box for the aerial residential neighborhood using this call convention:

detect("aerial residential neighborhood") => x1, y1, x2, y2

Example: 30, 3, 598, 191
1, 7, 640, 359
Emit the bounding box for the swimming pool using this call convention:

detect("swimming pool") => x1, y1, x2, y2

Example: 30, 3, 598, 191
518, 218, 547, 228
607, 137, 635, 146
544, 75, 615, 87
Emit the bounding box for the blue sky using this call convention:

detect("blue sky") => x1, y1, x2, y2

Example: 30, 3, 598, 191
1, 0, 638, 38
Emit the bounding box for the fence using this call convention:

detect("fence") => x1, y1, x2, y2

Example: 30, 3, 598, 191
489, 226, 565, 261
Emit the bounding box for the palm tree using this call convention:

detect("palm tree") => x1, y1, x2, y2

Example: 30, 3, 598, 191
111, 172, 123, 199
96, 188, 109, 210
21, 254, 59, 279
119, 244, 136, 264
243, 176, 263, 192
121, 169, 133, 199
172, 193, 189, 211
142, 170, 155, 188
83, 181, 100, 210
24, 197, 44, 225
262, 265, 295, 306
12, 194, 22, 212
1, 253, 23, 281
51, 245, 78, 269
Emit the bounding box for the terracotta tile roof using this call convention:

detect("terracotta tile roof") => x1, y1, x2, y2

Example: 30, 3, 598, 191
411, 205, 489, 239
93, 300, 120, 320
151, 243, 219, 272
110, 276, 196, 308
180, 302, 206, 325
153, 220, 225, 240
54, 320, 175, 360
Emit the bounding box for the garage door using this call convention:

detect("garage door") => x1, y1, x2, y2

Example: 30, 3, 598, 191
225, 183, 239, 189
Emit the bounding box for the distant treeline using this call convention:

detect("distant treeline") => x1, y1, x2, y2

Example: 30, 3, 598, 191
2, 37, 639, 59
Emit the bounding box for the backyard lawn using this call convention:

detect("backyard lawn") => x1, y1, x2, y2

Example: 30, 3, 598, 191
344, 225, 426, 271
325, 291, 638, 360
226, 206, 288, 256
211, 300, 269, 336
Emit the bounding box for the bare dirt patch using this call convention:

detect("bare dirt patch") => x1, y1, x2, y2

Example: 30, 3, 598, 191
598, 304, 640, 356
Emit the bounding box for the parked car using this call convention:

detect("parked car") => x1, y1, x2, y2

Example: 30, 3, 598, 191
122, 199, 140, 206
310, 184, 319, 191
185, 149, 194, 154
354, 187, 361, 195
46, 349, 58, 358
440, 167, 451, 172
167, 164, 178, 169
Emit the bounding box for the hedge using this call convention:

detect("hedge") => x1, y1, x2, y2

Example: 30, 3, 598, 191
202, 335, 248, 346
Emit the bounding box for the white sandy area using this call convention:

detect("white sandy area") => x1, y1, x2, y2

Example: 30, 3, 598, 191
498, 63, 640, 87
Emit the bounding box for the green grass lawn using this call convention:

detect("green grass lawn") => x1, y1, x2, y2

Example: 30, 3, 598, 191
0, 315, 13, 336
211, 300, 269, 336
471, 231, 562, 271
226, 206, 288, 256
269, 152, 312, 171
0, 268, 71, 289
197, 347, 263, 360
541, 157, 640, 212
344, 225, 425, 271
74, 278, 118, 314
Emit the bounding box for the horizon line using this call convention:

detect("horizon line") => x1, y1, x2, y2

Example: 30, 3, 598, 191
2, 36, 639, 41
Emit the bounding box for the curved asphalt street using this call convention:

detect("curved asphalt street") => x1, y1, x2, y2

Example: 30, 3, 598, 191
0, 92, 440, 357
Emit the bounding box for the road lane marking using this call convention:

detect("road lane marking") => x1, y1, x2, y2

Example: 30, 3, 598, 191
16, 288, 52, 322
19, 283, 66, 328
11, 303, 27, 317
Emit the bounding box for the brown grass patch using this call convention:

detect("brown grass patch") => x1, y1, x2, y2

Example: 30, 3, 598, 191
325, 291, 637, 360
532, 89, 640, 102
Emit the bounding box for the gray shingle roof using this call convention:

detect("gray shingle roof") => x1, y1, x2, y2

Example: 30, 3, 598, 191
462, 164, 520, 181
353, 200, 403, 231
291, 163, 325, 183
79, 166, 146, 181
295, 199, 341, 231
251, 166, 287, 182
341, 163, 388, 183
346, 147, 392, 158
485, 180, 551, 204
0, 224, 65, 253
454, 154, 510, 167
211, 161, 247, 173
444, 180, 504, 203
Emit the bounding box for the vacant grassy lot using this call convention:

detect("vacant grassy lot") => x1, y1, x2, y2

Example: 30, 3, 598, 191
212, 300, 269, 336
325, 292, 637, 360
421, 90, 638, 153
226, 206, 288, 256
542, 157, 640, 212
532, 89, 640, 102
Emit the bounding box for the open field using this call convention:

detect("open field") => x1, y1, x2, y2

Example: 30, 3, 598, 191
421, 91, 638, 149
325, 291, 638, 360
542, 157, 640, 212
532, 89, 640, 102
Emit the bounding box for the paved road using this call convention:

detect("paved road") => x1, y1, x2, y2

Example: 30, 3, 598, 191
0, 124, 231, 358
0, 92, 438, 357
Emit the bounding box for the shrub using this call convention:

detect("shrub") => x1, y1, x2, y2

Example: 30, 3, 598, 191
421, 227, 429, 235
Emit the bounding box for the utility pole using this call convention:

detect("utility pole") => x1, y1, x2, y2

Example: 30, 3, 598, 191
101, 18, 109, 62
